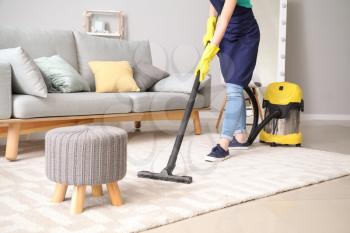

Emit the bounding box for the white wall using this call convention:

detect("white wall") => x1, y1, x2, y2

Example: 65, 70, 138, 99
253, 0, 280, 86
286, 0, 350, 115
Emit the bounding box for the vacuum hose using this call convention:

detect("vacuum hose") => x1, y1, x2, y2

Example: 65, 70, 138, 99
244, 87, 282, 146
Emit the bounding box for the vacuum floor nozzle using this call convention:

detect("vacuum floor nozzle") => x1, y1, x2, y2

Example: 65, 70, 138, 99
137, 170, 193, 184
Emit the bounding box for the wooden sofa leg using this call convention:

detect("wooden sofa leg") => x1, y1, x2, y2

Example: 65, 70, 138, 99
5, 123, 21, 161
192, 111, 202, 135
134, 121, 141, 129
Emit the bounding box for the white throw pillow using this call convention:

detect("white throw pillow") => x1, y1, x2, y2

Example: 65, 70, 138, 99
0, 47, 48, 98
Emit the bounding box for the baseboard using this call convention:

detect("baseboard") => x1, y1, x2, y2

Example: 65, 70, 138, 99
302, 114, 350, 121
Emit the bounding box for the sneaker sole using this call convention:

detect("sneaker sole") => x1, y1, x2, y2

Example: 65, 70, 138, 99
205, 155, 231, 162
228, 146, 249, 150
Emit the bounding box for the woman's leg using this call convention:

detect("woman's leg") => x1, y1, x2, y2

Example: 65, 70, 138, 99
234, 95, 247, 143
219, 83, 245, 150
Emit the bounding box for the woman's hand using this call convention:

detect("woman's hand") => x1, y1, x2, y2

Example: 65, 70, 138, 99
202, 4, 218, 46
202, 16, 217, 47
194, 43, 220, 82
211, 0, 237, 46
195, 0, 237, 81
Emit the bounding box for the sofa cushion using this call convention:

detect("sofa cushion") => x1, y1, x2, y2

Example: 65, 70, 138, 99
34, 55, 90, 93
89, 61, 140, 93
0, 28, 78, 70
0, 47, 48, 97
133, 64, 169, 92
74, 32, 152, 91
126, 92, 207, 113
12, 93, 132, 119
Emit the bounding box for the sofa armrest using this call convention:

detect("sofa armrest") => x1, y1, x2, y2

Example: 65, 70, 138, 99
0, 63, 12, 119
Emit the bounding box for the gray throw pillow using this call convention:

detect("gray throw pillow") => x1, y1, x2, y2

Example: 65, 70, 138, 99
133, 64, 169, 91
34, 55, 90, 93
150, 73, 210, 94
0, 47, 48, 98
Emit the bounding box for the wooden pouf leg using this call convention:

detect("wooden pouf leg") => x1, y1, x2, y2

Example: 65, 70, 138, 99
71, 185, 86, 214
106, 182, 123, 206
51, 183, 68, 203
91, 185, 103, 197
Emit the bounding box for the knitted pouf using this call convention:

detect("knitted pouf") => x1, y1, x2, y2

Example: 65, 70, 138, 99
45, 125, 127, 185
45, 125, 127, 214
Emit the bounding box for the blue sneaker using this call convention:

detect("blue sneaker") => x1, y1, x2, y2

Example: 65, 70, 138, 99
229, 137, 249, 150
205, 145, 230, 162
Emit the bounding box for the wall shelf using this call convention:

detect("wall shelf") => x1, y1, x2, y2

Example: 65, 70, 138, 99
86, 32, 121, 37
83, 10, 124, 39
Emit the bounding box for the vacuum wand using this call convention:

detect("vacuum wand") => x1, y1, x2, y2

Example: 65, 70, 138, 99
137, 72, 201, 184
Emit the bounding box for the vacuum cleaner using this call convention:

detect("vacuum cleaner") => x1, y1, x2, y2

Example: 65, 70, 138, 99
243, 81, 304, 147
137, 71, 201, 184
138, 73, 304, 184
259, 82, 304, 147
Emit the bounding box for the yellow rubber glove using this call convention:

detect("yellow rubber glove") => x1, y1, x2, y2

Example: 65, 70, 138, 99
195, 43, 220, 82
202, 16, 218, 47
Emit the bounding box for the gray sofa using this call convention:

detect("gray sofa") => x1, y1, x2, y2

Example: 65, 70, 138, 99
0, 28, 211, 161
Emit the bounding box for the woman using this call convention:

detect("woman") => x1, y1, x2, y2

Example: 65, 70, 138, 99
195, 0, 260, 162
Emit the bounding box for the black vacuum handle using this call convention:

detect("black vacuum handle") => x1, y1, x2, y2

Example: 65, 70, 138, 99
165, 71, 201, 173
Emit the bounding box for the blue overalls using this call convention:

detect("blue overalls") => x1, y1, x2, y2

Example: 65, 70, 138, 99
210, 0, 260, 87
210, 0, 260, 140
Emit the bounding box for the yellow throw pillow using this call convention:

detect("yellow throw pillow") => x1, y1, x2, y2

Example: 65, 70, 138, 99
88, 61, 140, 93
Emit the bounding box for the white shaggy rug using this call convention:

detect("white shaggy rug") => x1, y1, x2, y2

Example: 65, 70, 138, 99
1, 131, 350, 233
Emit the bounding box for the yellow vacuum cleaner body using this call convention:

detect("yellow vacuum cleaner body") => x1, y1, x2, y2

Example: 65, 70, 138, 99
260, 82, 304, 146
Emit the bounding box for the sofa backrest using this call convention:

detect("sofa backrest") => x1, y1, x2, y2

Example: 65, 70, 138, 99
74, 32, 152, 91
0, 28, 153, 92
0, 27, 78, 70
